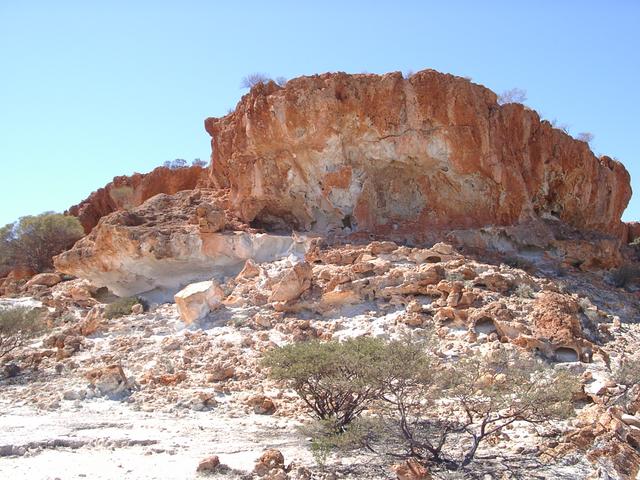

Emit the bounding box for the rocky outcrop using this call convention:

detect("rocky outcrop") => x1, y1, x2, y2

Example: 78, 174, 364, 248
206, 70, 631, 238
55, 190, 311, 301
68, 165, 210, 234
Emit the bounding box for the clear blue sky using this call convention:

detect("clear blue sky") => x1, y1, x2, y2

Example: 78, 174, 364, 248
1, 1, 638, 227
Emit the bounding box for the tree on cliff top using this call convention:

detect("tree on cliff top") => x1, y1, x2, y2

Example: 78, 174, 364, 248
240, 73, 271, 89
0, 213, 84, 274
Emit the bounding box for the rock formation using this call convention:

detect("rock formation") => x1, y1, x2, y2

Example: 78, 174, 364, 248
55, 190, 310, 301
205, 70, 631, 238
68, 165, 210, 233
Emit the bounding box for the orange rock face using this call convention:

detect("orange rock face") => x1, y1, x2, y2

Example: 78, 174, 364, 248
68, 165, 210, 233
205, 70, 631, 238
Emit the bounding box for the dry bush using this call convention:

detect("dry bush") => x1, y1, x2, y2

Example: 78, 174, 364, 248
577, 132, 594, 144
498, 88, 527, 105
240, 73, 271, 89
0, 307, 45, 360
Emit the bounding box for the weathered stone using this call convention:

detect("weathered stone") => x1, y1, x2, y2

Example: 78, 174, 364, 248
269, 262, 313, 303
196, 455, 220, 473
55, 191, 310, 301
206, 70, 630, 238
67, 165, 210, 233
24, 273, 62, 288
174, 280, 224, 324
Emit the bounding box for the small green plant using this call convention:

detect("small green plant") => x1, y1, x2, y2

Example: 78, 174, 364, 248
0, 307, 46, 359
104, 297, 142, 319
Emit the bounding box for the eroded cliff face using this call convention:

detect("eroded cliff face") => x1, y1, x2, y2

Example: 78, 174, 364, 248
205, 70, 631, 238
68, 165, 210, 234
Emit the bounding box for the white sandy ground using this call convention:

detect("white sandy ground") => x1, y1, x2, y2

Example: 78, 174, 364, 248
0, 399, 314, 480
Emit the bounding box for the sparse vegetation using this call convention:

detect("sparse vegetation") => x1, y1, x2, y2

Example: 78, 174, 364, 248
104, 297, 143, 319
0, 307, 45, 360
163, 158, 187, 169
240, 73, 271, 89
162, 158, 206, 169
263, 337, 394, 431
265, 338, 579, 471
0, 213, 84, 273
550, 118, 571, 134
577, 132, 594, 144
497, 88, 527, 105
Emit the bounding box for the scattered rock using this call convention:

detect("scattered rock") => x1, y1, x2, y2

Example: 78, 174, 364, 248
174, 280, 224, 323
254, 449, 285, 477
24, 272, 62, 288
196, 455, 221, 473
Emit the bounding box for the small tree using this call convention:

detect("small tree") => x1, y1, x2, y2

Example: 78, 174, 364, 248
263, 337, 392, 431
498, 88, 527, 105
0, 307, 45, 360
267, 338, 579, 471
240, 73, 271, 89
191, 158, 207, 168
0, 213, 84, 273
577, 132, 594, 144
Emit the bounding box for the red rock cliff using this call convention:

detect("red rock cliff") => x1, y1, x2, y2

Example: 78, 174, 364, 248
68, 165, 210, 233
205, 70, 631, 237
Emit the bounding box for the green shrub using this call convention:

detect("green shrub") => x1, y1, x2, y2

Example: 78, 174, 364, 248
265, 338, 579, 471
263, 337, 429, 431
0, 213, 84, 273
0, 307, 46, 359
104, 297, 142, 319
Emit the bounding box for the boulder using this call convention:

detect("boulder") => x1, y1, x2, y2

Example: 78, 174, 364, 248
174, 280, 224, 323
254, 449, 285, 477
269, 262, 313, 303
84, 365, 132, 398
24, 272, 62, 288
196, 455, 221, 473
